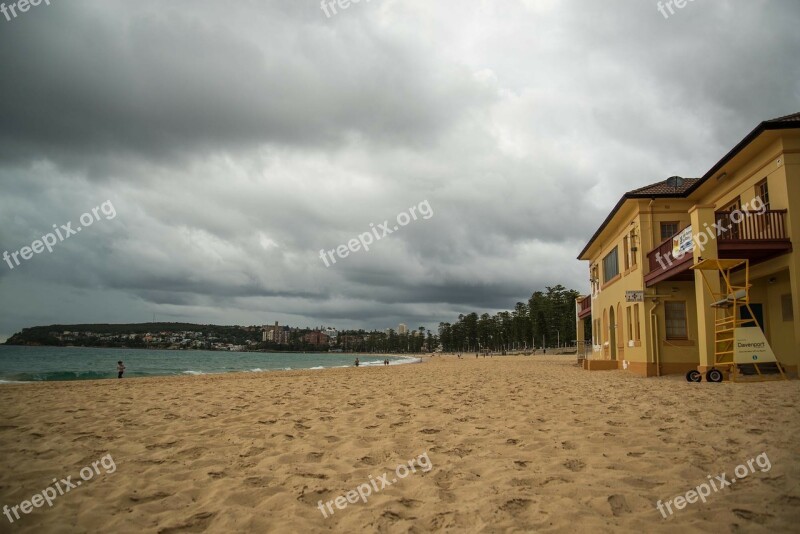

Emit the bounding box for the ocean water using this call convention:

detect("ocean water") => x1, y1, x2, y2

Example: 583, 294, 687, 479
0, 346, 420, 383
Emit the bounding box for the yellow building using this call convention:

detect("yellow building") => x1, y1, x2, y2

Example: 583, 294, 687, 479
576, 112, 799, 378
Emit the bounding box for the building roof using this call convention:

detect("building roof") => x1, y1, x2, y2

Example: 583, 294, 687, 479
577, 112, 800, 260
627, 177, 700, 196
577, 177, 699, 260
764, 111, 800, 123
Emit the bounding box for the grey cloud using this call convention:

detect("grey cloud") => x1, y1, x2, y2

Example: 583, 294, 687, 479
0, 0, 797, 340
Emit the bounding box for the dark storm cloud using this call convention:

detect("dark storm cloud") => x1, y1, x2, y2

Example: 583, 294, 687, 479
0, 0, 492, 167
0, 0, 798, 339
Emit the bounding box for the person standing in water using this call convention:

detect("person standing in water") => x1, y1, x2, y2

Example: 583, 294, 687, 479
354, 358, 360, 367
117, 360, 126, 379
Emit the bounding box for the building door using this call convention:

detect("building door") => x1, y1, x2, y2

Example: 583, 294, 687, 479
609, 306, 617, 360
741, 304, 765, 332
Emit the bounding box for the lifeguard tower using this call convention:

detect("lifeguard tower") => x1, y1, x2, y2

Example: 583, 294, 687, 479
688, 259, 788, 382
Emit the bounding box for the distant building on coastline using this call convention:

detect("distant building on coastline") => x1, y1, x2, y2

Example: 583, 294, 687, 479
304, 331, 330, 346
323, 327, 338, 340
398, 323, 408, 335
262, 321, 290, 344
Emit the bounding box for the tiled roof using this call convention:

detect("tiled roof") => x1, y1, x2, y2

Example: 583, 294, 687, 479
765, 112, 800, 123
628, 177, 700, 196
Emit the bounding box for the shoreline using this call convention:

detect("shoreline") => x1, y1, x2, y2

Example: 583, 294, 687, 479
0, 352, 425, 385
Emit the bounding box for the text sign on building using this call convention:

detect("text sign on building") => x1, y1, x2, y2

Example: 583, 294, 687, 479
625, 290, 644, 302
733, 327, 778, 364
672, 226, 694, 258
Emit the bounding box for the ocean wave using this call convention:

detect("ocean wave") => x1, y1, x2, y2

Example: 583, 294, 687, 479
0, 371, 118, 382
182, 370, 205, 375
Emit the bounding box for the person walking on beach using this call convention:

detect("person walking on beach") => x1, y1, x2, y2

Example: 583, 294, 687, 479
117, 360, 126, 379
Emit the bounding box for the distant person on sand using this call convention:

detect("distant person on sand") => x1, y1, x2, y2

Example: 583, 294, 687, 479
354, 358, 360, 367
117, 361, 126, 379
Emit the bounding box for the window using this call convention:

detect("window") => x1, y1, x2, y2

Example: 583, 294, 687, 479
724, 198, 741, 212
602, 247, 619, 283
629, 230, 638, 266
756, 179, 770, 210
623, 236, 630, 271
665, 301, 688, 340
660, 222, 679, 240
633, 304, 640, 341
719, 198, 743, 239
626, 306, 633, 341
782, 294, 794, 322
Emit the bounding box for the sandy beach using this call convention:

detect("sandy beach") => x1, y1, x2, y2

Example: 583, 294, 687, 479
0, 355, 798, 533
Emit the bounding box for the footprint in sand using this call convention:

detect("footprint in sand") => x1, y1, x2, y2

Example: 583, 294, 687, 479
733, 509, 773, 524
397, 497, 421, 508
129, 491, 171, 504
563, 459, 585, 472
158, 511, 215, 534
244, 476, 273, 487
499, 498, 532, 513
146, 441, 179, 450
608, 494, 631, 516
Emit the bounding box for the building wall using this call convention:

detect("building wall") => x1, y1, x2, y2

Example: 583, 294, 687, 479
586, 204, 644, 366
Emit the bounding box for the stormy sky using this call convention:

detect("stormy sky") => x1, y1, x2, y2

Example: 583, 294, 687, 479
0, 0, 798, 340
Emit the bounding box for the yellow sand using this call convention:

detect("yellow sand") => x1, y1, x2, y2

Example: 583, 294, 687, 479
0, 356, 798, 533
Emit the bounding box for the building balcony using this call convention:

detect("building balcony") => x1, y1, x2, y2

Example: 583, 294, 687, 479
577, 295, 592, 319
645, 210, 791, 287
644, 227, 694, 287
715, 209, 792, 261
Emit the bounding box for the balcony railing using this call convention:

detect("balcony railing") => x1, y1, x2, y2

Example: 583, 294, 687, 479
577, 295, 591, 319
647, 226, 693, 274
715, 209, 788, 241
645, 209, 791, 287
